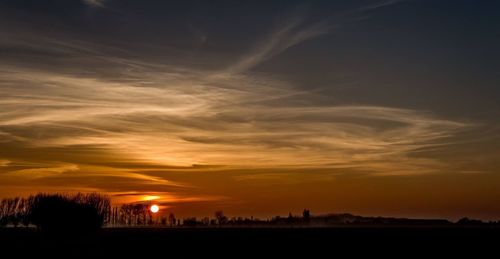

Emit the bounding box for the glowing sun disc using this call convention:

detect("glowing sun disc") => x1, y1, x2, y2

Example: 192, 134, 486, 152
150, 204, 160, 213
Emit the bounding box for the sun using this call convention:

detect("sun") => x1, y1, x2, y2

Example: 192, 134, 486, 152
150, 204, 160, 213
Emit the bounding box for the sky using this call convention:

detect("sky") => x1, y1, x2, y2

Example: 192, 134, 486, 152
0, 0, 499, 220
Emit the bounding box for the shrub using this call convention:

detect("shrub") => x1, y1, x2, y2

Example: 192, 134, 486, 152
29, 193, 110, 233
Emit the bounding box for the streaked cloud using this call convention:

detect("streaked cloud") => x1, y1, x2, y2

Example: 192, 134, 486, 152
1, 0, 497, 219
0, 61, 469, 175
0, 159, 10, 167
83, 0, 105, 8
361, 0, 408, 11
226, 13, 333, 74
110, 191, 227, 205
0, 1, 470, 177
225, 0, 410, 75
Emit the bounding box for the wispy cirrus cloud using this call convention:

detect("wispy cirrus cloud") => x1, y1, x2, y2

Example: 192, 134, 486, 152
83, 0, 106, 8
0, 0, 470, 174
225, 0, 411, 75
109, 191, 226, 206
225, 14, 333, 74
0, 159, 10, 167
361, 0, 409, 11
0, 62, 469, 174
0, 0, 475, 205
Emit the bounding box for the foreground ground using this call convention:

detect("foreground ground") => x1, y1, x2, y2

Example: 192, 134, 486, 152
0, 226, 498, 257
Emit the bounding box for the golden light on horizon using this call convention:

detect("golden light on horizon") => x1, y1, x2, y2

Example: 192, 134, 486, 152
150, 204, 160, 214
142, 195, 160, 201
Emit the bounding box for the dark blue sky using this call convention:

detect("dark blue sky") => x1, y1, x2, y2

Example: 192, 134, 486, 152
2, 0, 499, 118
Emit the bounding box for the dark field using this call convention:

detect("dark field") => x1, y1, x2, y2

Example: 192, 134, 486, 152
1, 226, 498, 257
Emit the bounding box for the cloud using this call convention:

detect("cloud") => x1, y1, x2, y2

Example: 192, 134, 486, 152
225, 0, 410, 75
0, 0, 475, 200
361, 0, 408, 11
0, 159, 10, 167
0, 63, 470, 176
226, 14, 333, 74
109, 191, 226, 205
83, 0, 105, 8
0, 163, 79, 179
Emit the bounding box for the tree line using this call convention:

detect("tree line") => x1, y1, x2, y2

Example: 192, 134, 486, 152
2, 193, 498, 230
0, 193, 309, 229
0, 193, 110, 231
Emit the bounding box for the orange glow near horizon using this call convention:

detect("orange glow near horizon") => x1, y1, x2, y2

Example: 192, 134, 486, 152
142, 195, 160, 201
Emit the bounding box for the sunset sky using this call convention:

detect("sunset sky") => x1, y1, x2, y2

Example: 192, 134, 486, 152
1, 0, 499, 220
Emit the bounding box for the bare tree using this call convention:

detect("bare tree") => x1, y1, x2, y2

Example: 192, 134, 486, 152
168, 213, 176, 227
215, 210, 227, 226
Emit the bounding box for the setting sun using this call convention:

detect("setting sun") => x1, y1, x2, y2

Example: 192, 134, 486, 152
150, 204, 160, 214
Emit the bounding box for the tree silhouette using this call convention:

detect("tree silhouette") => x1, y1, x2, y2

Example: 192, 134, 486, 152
303, 209, 311, 225
119, 203, 150, 226
215, 210, 227, 226
29, 193, 110, 233
168, 213, 176, 227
